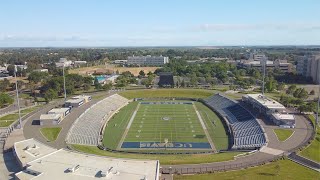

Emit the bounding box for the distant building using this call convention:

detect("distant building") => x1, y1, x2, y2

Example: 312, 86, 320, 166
73, 61, 87, 67
16, 64, 28, 70
114, 60, 128, 64
296, 55, 320, 84
56, 58, 72, 67
238, 53, 293, 73
127, 55, 169, 66
34, 69, 49, 73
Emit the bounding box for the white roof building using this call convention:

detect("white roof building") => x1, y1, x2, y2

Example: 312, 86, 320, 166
245, 94, 286, 112
14, 139, 160, 180
39, 114, 62, 121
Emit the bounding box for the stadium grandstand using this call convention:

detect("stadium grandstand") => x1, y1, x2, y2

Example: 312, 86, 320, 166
242, 94, 295, 128
14, 138, 159, 180
66, 94, 129, 146
205, 94, 267, 149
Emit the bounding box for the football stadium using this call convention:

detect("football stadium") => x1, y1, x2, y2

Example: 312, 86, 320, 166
5, 89, 318, 180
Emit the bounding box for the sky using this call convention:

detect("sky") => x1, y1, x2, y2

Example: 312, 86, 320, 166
0, 0, 319, 47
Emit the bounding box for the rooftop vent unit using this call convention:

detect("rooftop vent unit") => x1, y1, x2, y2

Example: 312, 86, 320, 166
67, 165, 80, 173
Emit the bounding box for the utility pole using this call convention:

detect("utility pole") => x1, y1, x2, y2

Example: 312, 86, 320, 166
14, 65, 22, 129
63, 64, 67, 103
316, 83, 320, 128
262, 56, 266, 95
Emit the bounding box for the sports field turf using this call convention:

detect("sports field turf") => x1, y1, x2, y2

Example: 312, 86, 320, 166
103, 100, 229, 151
124, 102, 208, 144
102, 102, 138, 149
119, 89, 216, 99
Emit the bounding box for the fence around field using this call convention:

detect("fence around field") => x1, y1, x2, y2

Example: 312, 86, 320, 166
160, 155, 285, 174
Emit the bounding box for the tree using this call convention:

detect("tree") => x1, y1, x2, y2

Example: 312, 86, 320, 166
102, 83, 112, 91
276, 82, 285, 91
28, 71, 48, 83
293, 88, 309, 99
94, 78, 102, 90
310, 90, 315, 95
138, 70, 145, 78
0, 78, 10, 91
0, 93, 14, 108
7, 65, 15, 76
83, 83, 91, 91
286, 85, 297, 95
44, 89, 58, 103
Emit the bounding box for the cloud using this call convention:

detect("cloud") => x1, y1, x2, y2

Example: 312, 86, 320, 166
0, 35, 89, 42
194, 23, 320, 32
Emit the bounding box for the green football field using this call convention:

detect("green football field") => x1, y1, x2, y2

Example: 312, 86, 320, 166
123, 102, 209, 143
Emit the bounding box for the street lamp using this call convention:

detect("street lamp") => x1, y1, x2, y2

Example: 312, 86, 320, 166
14, 65, 22, 129
316, 83, 320, 127
262, 56, 266, 95
63, 64, 67, 103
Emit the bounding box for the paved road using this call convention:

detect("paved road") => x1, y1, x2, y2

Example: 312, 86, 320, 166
23, 91, 114, 149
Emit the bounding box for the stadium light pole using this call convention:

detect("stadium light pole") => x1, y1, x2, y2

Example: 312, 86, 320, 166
14, 65, 22, 129
316, 83, 320, 128
262, 56, 266, 95
63, 64, 67, 103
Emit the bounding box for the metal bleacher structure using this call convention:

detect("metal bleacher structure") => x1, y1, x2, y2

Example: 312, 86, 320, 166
205, 94, 267, 150
66, 94, 129, 146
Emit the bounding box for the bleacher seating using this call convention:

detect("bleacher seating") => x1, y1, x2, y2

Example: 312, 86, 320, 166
205, 94, 267, 149
66, 94, 129, 146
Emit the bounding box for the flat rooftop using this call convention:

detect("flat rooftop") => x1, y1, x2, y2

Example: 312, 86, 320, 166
13, 138, 57, 166
66, 98, 84, 103
246, 94, 286, 110
272, 113, 295, 121
40, 113, 62, 120
72, 95, 91, 99
48, 108, 70, 113
15, 139, 159, 180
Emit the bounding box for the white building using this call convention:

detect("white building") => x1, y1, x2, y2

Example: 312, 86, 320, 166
39, 113, 63, 125
56, 58, 73, 67
48, 108, 70, 118
14, 139, 160, 180
238, 54, 293, 73
34, 69, 49, 73
243, 94, 295, 128
296, 55, 320, 84
127, 55, 169, 66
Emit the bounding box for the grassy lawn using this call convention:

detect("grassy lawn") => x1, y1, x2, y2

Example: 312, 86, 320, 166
273, 129, 294, 141
71, 144, 241, 165
40, 127, 62, 141
103, 102, 139, 149
0, 113, 21, 121
0, 106, 41, 127
299, 115, 320, 163
119, 89, 217, 99
174, 159, 319, 180
195, 102, 229, 150
0, 120, 15, 127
